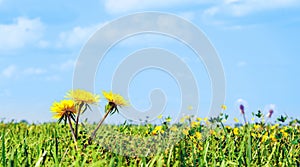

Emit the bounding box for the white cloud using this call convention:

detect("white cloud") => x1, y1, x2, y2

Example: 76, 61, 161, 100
59, 59, 76, 71
201, 0, 300, 29
23, 67, 46, 75
50, 59, 76, 71
0, 17, 44, 51
105, 0, 211, 14
229, 0, 300, 17
45, 75, 60, 81
38, 40, 50, 48
178, 12, 196, 21
1, 65, 46, 79
57, 24, 103, 48
1, 65, 17, 78
237, 61, 247, 67
204, 0, 300, 17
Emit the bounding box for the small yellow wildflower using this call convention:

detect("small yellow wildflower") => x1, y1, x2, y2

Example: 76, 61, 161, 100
280, 129, 289, 138
191, 121, 200, 128
180, 117, 185, 123
251, 132, 257, 138
234, 118, 239, 123
152, 130, 158, 135
157, 114, 163, 119
233, 127, 239, 135
210, 130, 216, 135
271, 124, 279, 130
152, 125, 164, 135
155, 126, 163, 131
254, 124, 261, 130
170, 126, 178, 132
50, 99, 76, 119
203, 117, 208, 122
183, 129, 189, 135
195, 132, 202, 140
196, 117, 202, 122
165, 117, 172, 123
65, 89, 99, 105
180, 115, 190, 123
225, 126, 231, 130
270, 134, 277, 142
261, 132, 269, 142
184, 115, 191, 120
221, 104, 227, 110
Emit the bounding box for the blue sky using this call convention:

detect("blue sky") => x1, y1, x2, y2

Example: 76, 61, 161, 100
0, 0, 299, 123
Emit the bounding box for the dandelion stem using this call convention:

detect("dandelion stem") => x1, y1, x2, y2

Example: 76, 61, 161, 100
66, 113, 77, 149
88, 107, 112, 145
75, 102, 84, 139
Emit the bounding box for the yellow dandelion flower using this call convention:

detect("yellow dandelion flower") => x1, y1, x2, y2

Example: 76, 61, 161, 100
195, 132, 202, 140
191, 121, 200, 128
154, 125, 163, 131
102, 91, 129, 107
280, 129, 289, 138
271, 124, 279, 130
152, 126, 164, 135
203, 117, 208, 122
254, 124, 261, 130
251, 132, 257, 138
152, 130, 158, 135
50, 99, 76, 119
270, 134, 277, 142
234, 118, 239, 123
233, 127, 239, 135
66, 89, 99, 105
225, 126, 231, 130
196, 117, 202, 122
221, 104, 227, 110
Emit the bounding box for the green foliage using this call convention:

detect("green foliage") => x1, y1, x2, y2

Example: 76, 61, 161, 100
0, 119, 299, 166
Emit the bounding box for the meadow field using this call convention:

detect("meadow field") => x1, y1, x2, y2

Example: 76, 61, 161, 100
1, 115, 299, 167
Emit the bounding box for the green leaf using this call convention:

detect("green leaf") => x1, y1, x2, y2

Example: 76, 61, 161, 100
277, 115, 287, 123
2, 129, 6, 167
255, 110, 262, 118
86, 104, 92, 112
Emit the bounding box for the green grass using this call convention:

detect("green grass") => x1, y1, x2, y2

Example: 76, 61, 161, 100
0, 119, 299, 166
